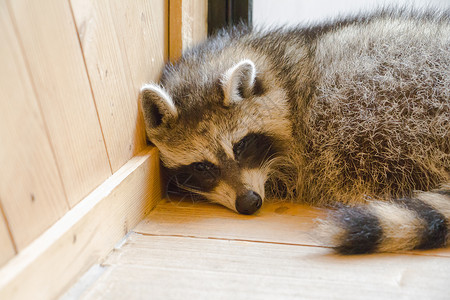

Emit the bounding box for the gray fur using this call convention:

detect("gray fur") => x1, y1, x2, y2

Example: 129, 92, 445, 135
141, 8, 450, 253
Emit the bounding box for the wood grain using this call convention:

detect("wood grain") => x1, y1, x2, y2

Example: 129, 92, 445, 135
79, 233, 450, 300
181, 0, 208, 49
169, 0, 183, 61
136, 200, 450, 258
0, 147, 161, 300
70, 0, 168, 172
169, 0, 207, 61
135, 200, 325, 246
8, 0, 112, 208
0, 213, 15, 267
0, 0, 68, 251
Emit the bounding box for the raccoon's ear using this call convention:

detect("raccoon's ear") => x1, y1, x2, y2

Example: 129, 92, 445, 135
140, 84, 178, 128
221, 59, 256, 106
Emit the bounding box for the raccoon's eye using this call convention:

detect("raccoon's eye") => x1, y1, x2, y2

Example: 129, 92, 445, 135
233, 133, 279, 167
233, 135, 254, 158
191, 161, 220, 182
193, 161, 215, 173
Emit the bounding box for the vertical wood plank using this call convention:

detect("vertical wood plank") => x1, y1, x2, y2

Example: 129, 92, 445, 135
0, 212, 15, 267
70, 0, 168, 172
0, 1, 68, 250
182, 0, 208, 49
110, 0, 169, 102
169, 0, 183, 61
170, 0, 208, 62
109, 0, 169, 153
8, 0, 112, 207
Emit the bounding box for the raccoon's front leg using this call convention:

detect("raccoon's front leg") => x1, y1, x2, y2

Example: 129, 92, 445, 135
317, 186, 450, 254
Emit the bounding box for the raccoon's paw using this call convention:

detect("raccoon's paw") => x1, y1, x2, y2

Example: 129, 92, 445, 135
314, 206, 383, 255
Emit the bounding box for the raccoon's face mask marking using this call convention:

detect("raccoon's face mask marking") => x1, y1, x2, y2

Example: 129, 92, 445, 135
159, 131, 280, 214
233, 133, 279, 169
141, 59, 291, 215
157, 130, 280, 215
163, 161, 221, 194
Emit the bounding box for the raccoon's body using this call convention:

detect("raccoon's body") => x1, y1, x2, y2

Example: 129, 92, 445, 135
141, 9, 450, 254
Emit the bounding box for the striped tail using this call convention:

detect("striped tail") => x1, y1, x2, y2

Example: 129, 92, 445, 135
317, 185, 450, 254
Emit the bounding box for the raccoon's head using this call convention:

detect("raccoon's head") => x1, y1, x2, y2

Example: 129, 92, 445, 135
141, 59, 292, 214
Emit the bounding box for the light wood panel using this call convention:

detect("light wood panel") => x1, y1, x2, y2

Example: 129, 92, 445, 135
169, 0, 208, 61
0, 0, 68, 251
8, 0, 112, 208
181, 0, 208, 48
0, 147, 161, 300
169, 0, 183, 61
135, 200, 325, 246
0, 213, 15, 267
78, 233, 450, 300
70, 0, 168, 172
136, 200, 450, 257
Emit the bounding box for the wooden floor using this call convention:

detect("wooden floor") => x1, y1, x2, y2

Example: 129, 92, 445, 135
63, 199, 450, 299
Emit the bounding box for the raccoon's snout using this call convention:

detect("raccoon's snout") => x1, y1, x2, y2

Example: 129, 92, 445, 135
235, 191, 262, 215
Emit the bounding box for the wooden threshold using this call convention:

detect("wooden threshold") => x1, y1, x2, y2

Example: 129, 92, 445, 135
70, 199, 450, 299
0, 147, 161, 300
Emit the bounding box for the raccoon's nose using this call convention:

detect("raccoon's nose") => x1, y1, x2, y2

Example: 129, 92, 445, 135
235, 191, 262, 215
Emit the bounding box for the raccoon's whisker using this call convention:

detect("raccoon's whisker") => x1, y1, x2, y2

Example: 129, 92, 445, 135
169, 175, 204, 195
259, 143, 279, 169
176, 184, 203, 195
260, 158, 275, 173
263, 154, 285, 171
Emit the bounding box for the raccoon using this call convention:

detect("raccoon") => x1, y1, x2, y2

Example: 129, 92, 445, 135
141, 9, 450, 254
